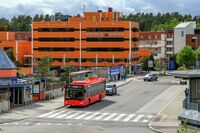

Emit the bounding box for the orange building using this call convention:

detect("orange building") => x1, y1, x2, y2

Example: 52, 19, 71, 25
0, 32, 32, 74
33, 8, 140, 70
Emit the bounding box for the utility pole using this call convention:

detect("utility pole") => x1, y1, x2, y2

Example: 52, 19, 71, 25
192, 36, 199, 69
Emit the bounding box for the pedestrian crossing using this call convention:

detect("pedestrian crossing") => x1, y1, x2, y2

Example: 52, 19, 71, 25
37, 110, 154, 123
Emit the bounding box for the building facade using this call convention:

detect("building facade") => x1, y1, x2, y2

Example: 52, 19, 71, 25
174, 22, 196, 53
32, 8, 140, 71
139, 31, 174, 59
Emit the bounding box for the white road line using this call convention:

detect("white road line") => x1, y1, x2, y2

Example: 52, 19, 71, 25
103, 113, 118, 121
38, 110, 59, 118
55, 111, 73, 118
132, 114, 144, 122
14, 123, 18, 125
142, 119, 149, 123
94, 113, 110, 120
84, 112, 100, 120
147, 115, 154, 119
113, 114, 126, 121
48, 110, 66, 118
35, 123, 41, 125
56, 123, 62, 126
75, 112, 92, 119
24, 122, 30, 125
65, 112, 82, 119
123, 114, 136, 122
77, 123, 82, 126
3, 123, 8, 125
66, 123, 72, 126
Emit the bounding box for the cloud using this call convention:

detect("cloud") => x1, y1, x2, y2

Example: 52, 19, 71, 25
0, 0, 199, 19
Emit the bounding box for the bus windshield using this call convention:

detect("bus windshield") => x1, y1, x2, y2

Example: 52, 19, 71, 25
66, 88, 83, 100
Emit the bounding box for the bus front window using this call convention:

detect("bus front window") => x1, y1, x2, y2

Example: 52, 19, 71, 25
66, 88, 83, 100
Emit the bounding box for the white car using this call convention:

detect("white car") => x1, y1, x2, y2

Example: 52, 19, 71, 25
106, 83, 117, 95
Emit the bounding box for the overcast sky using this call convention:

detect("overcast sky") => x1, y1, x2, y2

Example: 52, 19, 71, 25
0, 0, 200, 19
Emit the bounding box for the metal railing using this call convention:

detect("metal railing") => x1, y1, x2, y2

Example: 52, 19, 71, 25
183, 98, 200, 111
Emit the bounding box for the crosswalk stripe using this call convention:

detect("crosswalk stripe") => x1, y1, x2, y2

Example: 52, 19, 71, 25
38, 110, 59, 118
103, 113, 117, 121
56, 111, 73, 118
142, 119, 149, 123
123, 114, 135, 122
94, 113, 110, 120
65, 112, 82, 119
75, 112, 92, 119
147, 115, 154, 119
113, 114, 126, 121
132, 114, 144, 122
84, 112, 100, 120
48, 111, 66, 118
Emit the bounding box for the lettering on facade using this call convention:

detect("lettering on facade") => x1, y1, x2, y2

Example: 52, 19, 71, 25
87, 33, 123, 37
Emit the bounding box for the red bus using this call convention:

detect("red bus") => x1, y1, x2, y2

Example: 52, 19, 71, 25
64, 78, 106, 107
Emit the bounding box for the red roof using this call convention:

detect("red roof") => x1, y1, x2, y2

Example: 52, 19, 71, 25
71, 78, 106, 86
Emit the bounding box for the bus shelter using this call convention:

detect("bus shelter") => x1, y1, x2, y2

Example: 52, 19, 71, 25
69, 70, 93, 81
169, 70, 200, 126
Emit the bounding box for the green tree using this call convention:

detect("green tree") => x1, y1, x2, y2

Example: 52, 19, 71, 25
37, 55, 54, 77
5, 48, 15, 62
60, 66, 74, 83
176, 46, 195, 68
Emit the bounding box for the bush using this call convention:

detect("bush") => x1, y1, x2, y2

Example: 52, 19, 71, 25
178, 64, 187, 71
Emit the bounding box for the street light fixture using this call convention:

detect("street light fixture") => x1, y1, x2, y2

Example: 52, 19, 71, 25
192, 36, 198, 69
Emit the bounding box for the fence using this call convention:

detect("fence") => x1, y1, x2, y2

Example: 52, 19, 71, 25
45, 88, 64, 100
0, 100, 10, 113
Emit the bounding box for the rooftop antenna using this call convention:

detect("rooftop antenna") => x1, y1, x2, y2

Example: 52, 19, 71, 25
82, 0, 86, 13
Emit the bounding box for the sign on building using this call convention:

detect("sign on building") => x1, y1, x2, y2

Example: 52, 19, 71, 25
148, 60, 153, 68
33, 84, 40, 94
109, 67, 120, 76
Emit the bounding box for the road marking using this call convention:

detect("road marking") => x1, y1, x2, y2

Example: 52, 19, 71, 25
66, 123, 72, 126
35, 123, 41, 125
24, 122, 30, 125
113, 114, 126, 121
77, 123, 82, 126
65, 112, 82, 119
132, 114, 144, 122
94, 113, 109, 120
142, 119, 149, 123
55, 111, 73, 118
48, 110, 66, 118
38, 110, 58, 118
14, 123, 19, 125
56, 123, 63, 126
123, 114, 136, 122
3, 123, 8, 125
84, 112, 100, 120
147, 115, 154, 119
75, 112, 92, 119
103, 113, 117, 121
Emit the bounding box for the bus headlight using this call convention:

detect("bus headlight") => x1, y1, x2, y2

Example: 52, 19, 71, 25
80, 102, 84, 105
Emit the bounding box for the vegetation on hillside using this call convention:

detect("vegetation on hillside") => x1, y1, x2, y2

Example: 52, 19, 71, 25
0, 12, 200, 31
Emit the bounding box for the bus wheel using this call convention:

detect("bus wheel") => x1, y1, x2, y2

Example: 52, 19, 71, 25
99, 95, 102, 100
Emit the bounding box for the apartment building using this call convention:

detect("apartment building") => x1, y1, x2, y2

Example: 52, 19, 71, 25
33, 8, 140, 70
139, 31, 174, 59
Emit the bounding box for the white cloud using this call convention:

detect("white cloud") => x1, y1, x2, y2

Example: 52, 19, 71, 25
0, 0, 199, 19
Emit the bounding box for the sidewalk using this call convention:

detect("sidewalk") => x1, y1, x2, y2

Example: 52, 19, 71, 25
149, 85, 186, 133
0, 77, 134, 124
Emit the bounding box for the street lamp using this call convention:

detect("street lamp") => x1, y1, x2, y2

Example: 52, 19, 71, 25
192, 36, 198, 69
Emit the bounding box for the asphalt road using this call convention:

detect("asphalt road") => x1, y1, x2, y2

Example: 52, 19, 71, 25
0, 76, 180, 133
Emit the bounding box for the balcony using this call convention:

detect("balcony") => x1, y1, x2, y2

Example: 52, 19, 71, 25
166, 38, 173, 41
166, 51, 174, 54
166, 45, 174, 48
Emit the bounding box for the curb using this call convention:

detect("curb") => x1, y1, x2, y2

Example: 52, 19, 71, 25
148, 122, 165, 133
117, 79, 133, 88
0, 117, 31, 125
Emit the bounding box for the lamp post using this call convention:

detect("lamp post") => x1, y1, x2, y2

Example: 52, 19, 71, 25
192, 36, 198, 69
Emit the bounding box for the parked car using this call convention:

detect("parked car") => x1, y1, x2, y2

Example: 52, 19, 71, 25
180, 78, 187, 85
106, 83, 117, 95
144, 73, 158, 82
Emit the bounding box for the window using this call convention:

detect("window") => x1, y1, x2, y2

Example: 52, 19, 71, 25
37, 47, 75, 51
38, 28, 75, 32
37, 38, 75, 42
86, 38, 124, 42
132, 38, 139, 42
132, 28, 139, 32
181, 31, 184, 37
87, 28, 124, 32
